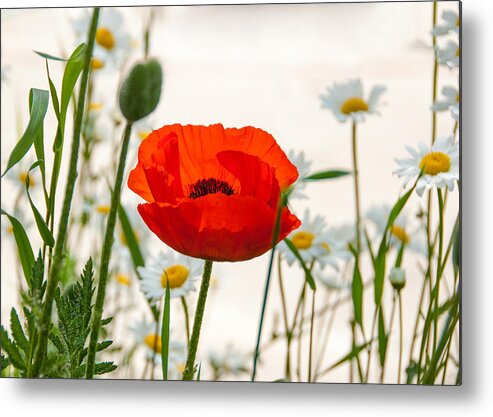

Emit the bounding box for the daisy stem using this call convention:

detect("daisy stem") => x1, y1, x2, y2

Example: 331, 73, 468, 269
351, 121, 362, 253
183, 259, 214, 380
181, 296, 191, 347
433, 189, 445, 353
398, 290, 403, 384
85, 120, 134, 379
431, 1, 439, 145
28, 8, 100, 378
308, 288, 316, 382
380, 293, 397, 384
277, 253, 292, 381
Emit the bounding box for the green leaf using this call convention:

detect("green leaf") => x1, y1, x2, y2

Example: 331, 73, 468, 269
118, 204, 144, 268
452, 216, 460, 275
196, 363, 202, 381
303, 170, 351, 182
93, 362, 117, 376
283, 238, 316, 290
374, 185, 415, 306
25, 161, 55, 247
0, 327, 25, 371
2, 88, 49, 176
119, 58, 163, 121
161, 282, 171, 380
34, 50, 68, 61
1, 209, 35, 288
9, 308, 29, 355
348, 244, 363, 328
322, 341, 370, 374
378, 307, 388, 367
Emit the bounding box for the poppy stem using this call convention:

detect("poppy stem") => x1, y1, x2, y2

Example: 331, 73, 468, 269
85, 120, 134, 379
28, 7, 100, 378
182, 259, 214, 380
251, 197, 285, 382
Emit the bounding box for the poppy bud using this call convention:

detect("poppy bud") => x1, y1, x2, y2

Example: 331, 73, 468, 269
389, 267, 406, 290
118, 59, 162, 122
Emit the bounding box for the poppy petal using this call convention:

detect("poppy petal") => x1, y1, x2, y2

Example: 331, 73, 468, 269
138, 194, 300, 262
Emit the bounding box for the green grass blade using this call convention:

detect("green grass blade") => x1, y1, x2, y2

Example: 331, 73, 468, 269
283, 238, 316, 290
378, 307, 387, 367
25, 162, 55, 247
303, 170, 350, 182
34, 50, 68, 61
349, 244, 363, 328
2, 88, 49, 177
118, 204, 144, 268
1, 209, 35, 288
161, 283, 171, 380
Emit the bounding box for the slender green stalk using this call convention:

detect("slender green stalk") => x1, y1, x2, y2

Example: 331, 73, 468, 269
433, 189, 445, 353
431, 1, 439, 145
29, 8, 100, 377
380, 294, 397, 384
183, 260, 214, 380
351, 121, 362, 253
364, 308, 378, 383
277, 254, 292, 380
407, 272, 429, 370
181, 296, 190, 347
251, 199, 284, 381
85, 120, 133, 378
308, 288, 316, 382
398, 291, 403, 384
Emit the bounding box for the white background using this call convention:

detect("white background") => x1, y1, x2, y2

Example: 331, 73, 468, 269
0, 0, 491, 415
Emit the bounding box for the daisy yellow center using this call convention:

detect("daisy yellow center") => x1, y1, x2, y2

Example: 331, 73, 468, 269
144, 333, 161, 353
455, 47, 460, 57
391, 225, 410, 244
96, 204, 110, 215
322, 242, 331, 253
340, 97, 369, 115
161, 264, 189, 289
96, 27, 115, 50
176, 363, 186, 374
116, 274, 131, 286
456, 93, 460, 103
138, 131, 151, 141
7, 225, 14, 235
456, 17, 460, 27
89, 102, 103, 111
419, 152, 451, 175
291, 231, 315, 250
91, 58, 105, 70
18, 172, 34, 186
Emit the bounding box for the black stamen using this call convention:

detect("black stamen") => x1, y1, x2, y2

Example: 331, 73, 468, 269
188, 178, 235, 199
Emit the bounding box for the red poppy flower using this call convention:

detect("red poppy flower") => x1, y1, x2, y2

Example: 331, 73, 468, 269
128, 124, 301, 262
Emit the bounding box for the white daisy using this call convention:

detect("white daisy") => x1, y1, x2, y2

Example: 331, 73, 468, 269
393, 136, 459, 196
286, 149, 312, 200
130, 319, 187, 371
320, 78, 386, 123
278, 209, 349, 270
436, 41, 459, 68
137, 250, 203, 301
365, 204, 426, 255
432, 10, 460, 36
388, 267, 406, 290
313, 265, 351, 291
1, 65, 9, 84
73, 8, 131, 71
432, 85, 459, 112
209, 344, 248, 379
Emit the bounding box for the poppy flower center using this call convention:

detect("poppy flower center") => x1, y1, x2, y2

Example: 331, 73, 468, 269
419, 152, 451, 175
144, 333, 161, 353
161, 264, 189, 289
391, 225, 410, 244
91, 58, 105, 70
116, 274, 131, 286
188, 178, 235, 199
291, 231, 315, 250
96, 27, 115, 50
340, 97, 369, 115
